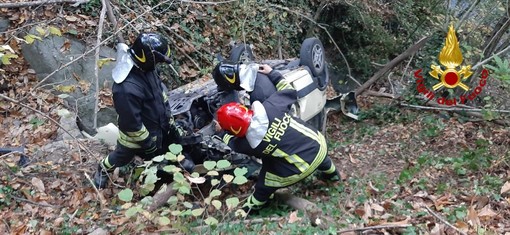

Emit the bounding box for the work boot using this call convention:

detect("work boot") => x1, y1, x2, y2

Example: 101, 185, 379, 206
320, 169, 341, 182
93, 163, 110, 189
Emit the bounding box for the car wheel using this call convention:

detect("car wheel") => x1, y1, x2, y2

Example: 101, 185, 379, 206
230, 43, 255, 63
299, 38, 325, 77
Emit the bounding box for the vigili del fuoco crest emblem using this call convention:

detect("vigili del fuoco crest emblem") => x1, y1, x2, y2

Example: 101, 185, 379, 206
429, 25, 473, 91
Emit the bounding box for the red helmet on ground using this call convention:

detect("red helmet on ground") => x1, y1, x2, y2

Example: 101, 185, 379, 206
216, 102, 253, 137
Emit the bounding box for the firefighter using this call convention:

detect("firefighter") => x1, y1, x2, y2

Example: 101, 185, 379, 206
212, 60, 277, 106
93, 33, 192, 189
215, 64, 340, 212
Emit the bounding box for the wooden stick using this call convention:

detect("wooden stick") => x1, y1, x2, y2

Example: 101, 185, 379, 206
423, 204, 467, 235
84, 172, 107, 207
147, 182, 176, 212
10, 195, 60, 208
355, 36, 431, 96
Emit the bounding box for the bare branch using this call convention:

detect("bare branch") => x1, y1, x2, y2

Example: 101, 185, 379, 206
356, 36, 431, 96
423, 204, 467, 235
93, 0, 107, 130
337, 224, 412, 234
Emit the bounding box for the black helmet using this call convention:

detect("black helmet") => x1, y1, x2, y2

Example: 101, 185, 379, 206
212, 61, 242, 91
129, 33, 172, 71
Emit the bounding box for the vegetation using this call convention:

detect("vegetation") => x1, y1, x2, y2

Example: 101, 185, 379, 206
1, 0, 509, 234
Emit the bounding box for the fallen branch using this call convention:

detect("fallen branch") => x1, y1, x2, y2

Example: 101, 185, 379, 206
0, 0, 88, 8
363, 90, 398, 99
423, 204, 467, 235
337, 224, 412, 234
11, 195, 60, 208
355, 36, 431, 96
147, 182, 176, 212
104, 0, 124, 43
84, 172, 107, 207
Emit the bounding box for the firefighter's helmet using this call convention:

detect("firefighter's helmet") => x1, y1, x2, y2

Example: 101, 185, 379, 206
129, 33, 172, 71
212, 61, 242, 91
216, 102, 253, 137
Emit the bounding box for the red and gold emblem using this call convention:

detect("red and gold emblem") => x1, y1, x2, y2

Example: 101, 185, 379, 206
429, 25, 473, 91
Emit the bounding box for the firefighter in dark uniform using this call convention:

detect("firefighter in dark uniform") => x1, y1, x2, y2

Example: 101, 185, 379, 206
215, 64, 340, 212
93, 33, 189, 189
213, 60, 277, 106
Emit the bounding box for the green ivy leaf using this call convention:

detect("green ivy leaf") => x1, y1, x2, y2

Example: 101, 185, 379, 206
125, 206, 141, 217
183, 201, 194, 209
144, 172, 159, 184
158, 216, 171, 226
222, 174, 234, 183
204, 216, 218, 226
203, 161, 216, 170
207, 170, 219, 176
178, 183, 191, 194
168, 143, 183, 154
210, 189, 221, 198
191, 208, 205, 216
163, 164, 180, 173
226, 197, 240, 210
234, 167, 248, 177
173, 172, 185, 183
140, 183, 155, 196
177, 154, 185, 162
210, 179, 220, 186
212, 200, 222, 210
152, 155, 164, 162
165, 152, 177, 162
233, 175, 248, 185
216, 160, 231, 169
118, 188, 133, 202
167, 196, 178, 205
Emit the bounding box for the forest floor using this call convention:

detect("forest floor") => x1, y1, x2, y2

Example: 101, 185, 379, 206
1, 92, 509, 234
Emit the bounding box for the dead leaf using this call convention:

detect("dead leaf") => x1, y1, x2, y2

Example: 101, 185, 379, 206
501, 181, 510, 194
467, 205, 480, 228
478, 205, 497, 218
349, 154, 360, 164
31, 177, 45, 193
288, 210, 301, 224
60, 40, 71, 52
65, 15, 78, 22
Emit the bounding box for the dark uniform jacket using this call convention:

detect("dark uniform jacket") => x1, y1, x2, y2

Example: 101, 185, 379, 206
222, 71, 328, 188
112, 68, 174, 150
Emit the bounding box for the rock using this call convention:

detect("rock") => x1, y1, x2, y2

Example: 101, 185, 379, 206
0, 17, 9, 32
20, 28, 118, 132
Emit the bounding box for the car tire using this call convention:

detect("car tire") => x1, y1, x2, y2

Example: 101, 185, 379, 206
229, 43, 255, 63
299, 38, 325, 77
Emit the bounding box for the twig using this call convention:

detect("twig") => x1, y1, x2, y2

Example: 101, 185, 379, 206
364, 90, 397, 99
104, 0, 124, 43
269, 3, 354, 80
472, 43, 510, 70
84, 172, 107, 207
337, 224, 412, 234
0, 151, 24, 159
0, 94, 97, 157
1, 219, 10, 233
10, 195, 60, 208
423, 204, 467, 235
0, 0, 88, 8
455, 0, 481, 30
25, 0, 176, 95
93, 0, 107, 130
355, 36, 431, 96
400, 102, 510, 114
